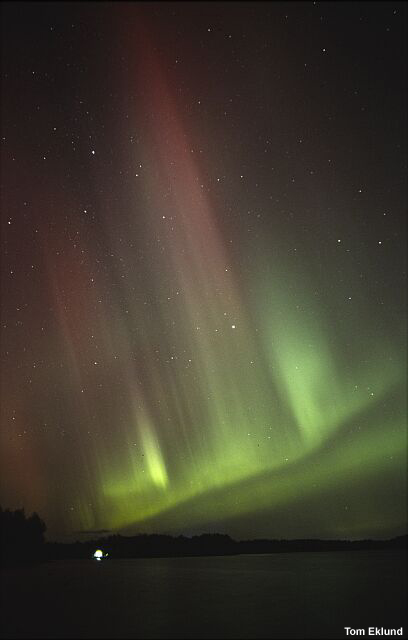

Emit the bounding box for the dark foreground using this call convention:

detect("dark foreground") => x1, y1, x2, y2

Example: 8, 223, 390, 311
1, 550, 406, 639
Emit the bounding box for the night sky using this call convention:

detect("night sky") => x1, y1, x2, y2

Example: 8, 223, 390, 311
1, 1, 406, 542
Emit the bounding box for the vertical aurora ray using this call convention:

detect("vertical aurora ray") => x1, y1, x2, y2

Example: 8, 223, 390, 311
1, 3, 405, 541
258, 273, 403, 450
63, 16, 405, 536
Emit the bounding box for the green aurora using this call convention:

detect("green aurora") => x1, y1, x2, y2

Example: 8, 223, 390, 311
1, 2, 406, 541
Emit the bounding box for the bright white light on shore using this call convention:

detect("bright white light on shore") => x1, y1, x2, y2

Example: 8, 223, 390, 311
93, 549, 103, 559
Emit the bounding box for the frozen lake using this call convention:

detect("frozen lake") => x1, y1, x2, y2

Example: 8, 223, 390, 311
1, 550, 406, 638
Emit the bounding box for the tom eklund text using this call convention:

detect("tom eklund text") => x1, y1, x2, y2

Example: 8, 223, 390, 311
344, 629, 404, 637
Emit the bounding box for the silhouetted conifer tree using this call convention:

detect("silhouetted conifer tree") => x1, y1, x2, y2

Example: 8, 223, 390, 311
0, 506, 46, 566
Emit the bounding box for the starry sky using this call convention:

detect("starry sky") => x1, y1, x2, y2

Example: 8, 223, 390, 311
1, 1, 406, 542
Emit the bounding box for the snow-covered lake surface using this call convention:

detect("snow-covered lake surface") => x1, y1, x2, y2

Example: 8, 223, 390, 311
1, 550, 406, 638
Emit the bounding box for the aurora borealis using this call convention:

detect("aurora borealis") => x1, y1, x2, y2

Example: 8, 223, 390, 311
1, 1, 406, 542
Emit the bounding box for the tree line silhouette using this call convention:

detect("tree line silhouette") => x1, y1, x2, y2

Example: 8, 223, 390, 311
0, 506, 46, 566
1, 506, 406, 567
